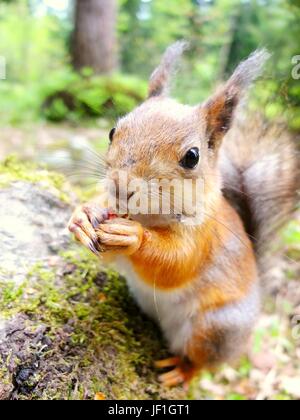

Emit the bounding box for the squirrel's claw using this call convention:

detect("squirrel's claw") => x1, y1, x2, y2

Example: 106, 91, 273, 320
82, 205, 110, 229
68, 205, 144, 256
69, 223, 100, 255
68, 203, 110, 256
156, 357, 196, 389
154, 357, 182, 369
96, 218, 144, 255
158, 368, 186, 387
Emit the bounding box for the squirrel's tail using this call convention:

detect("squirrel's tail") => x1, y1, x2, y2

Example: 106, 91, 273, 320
220, 112, 299, 272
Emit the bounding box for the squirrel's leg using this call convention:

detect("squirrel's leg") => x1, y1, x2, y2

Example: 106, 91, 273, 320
154, 331, 212, 388
159, 288, 258, 388
156, 297, 257, 388
154, 357, 182, 368
155, 329, 225, 388
156, 357, 197, 388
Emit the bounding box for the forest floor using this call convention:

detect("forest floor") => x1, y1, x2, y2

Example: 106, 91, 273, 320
0, 122, 299, 400
0, 122, 108, 174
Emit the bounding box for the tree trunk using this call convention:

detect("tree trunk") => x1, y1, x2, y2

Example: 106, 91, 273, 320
72, 0, 117, 74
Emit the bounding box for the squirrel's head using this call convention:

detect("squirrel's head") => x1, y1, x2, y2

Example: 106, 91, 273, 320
105, 42, 270, 227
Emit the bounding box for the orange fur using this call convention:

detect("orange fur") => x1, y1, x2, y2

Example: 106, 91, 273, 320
68, 46, 298, 386
130, 197, 256, 296
130, 221, 214, 290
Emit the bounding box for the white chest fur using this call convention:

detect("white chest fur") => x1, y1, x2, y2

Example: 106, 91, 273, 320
114, 257, 199, 355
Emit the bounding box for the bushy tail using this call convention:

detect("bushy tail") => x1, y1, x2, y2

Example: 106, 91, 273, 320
220, 112, 299, 271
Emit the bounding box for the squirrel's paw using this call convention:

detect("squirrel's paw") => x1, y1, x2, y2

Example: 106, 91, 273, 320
68, 204, 110, 256
96, 218, 144, 255
155, 357, 196, 389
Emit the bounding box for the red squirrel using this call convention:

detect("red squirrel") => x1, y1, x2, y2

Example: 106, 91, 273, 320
68, 43, 299, 387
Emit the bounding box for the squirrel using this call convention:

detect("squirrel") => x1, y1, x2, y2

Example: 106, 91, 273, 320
68, 42, 299, 388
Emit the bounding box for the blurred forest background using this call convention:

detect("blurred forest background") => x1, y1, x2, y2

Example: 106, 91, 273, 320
0, 0, 300, 165
0, 1, 300, 135
0, 0, 299, 400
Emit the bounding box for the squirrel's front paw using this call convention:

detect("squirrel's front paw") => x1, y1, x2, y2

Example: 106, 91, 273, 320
96, 218, 144, 255
68, 203, 110, 255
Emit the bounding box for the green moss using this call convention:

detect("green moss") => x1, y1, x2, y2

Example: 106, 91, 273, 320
0, 246, 184, 400
0, 282, 25, 307
0, 155, 70, 203
41, 71, 147, 123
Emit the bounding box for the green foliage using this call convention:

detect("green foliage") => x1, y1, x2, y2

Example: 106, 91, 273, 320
0, 1, 67, 83
119, 0, 300, 129
0, 0, 300, 129
40, 69, 147, 122
0, 0, 69, 124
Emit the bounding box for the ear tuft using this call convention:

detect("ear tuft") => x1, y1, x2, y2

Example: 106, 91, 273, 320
227, 49, 271, 91
204, 49, 271, 151
148, 41, 189, 98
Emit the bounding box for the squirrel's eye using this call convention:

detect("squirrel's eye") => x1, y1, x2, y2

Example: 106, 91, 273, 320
109, 128, 116, 143
180, 147, 200, 169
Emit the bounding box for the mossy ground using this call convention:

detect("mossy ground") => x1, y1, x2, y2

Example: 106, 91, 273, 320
0, 246, 184, 400
0, 155, 70, 203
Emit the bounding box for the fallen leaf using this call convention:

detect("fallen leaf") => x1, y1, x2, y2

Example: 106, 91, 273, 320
98, 293, 107, 303
94, 392, 106, 400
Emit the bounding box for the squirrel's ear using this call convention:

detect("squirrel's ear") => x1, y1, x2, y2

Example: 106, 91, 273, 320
202, 49, 270, 150
148, 41, 189, 98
